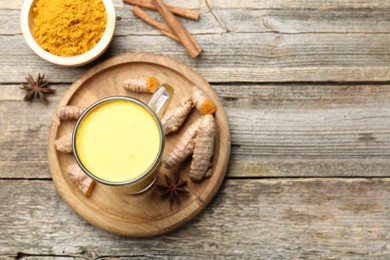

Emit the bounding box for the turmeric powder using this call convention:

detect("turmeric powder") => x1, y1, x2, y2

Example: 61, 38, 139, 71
32, 0, 107, 56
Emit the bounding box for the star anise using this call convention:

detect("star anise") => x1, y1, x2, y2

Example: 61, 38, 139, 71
20, 74, 55, 104
158, 174, 190, 206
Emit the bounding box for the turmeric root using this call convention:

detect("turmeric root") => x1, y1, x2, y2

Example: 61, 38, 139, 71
57, 105, 86, 120
190, 115, 216, 181
67, 164, 96, 197
123, 77, 159, 93
54, 132, 72, 153
162, 97, 193, 135
192, 86, 216, 115
164, 117, 203, 169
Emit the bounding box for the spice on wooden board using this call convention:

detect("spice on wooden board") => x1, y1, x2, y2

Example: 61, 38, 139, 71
20, 74, 55, 104
164, 117, 203, 169
162, 96, 193, 135
32, 0, 107, 56
158, 174, 190, 206
54, 133, 73, 153
190, 115, 216, 181
57, 105, 86, 120
164, 113, 217, 181
123, 76, 160, 93
192, 86, 216, 115
67, 164, 96, 197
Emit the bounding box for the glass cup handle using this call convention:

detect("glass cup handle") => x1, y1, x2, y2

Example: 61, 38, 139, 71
147, 83, 174, 118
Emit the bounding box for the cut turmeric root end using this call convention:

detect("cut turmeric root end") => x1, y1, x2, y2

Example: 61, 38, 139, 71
54, 132, 73, 153
192, 86, 216, 115
123, 77, 160, 93
82, 178, 96, 197
67, 164, 96, 197
147, 77, 160, 93
198, 99, 216, 115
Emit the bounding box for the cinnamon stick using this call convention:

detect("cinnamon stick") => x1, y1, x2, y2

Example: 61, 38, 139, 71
132, 6, 180, 42
151, 0, 202, 58
123, 0, 199, 21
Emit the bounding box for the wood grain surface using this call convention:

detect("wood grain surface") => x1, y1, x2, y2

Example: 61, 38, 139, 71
2, 84, 389, 179
2, 1, 390, 83
1, 0, 390, 258
2, 179, 390, 258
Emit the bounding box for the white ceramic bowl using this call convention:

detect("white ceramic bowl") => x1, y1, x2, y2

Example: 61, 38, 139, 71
20, 0, 116, 67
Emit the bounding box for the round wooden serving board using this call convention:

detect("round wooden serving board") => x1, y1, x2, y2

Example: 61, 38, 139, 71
48, 53, 231, 237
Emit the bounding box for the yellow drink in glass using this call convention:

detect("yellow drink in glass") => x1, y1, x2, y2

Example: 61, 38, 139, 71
75, 99, 161, 183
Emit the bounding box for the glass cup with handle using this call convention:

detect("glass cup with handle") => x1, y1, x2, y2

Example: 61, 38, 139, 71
72, 84, 174, 194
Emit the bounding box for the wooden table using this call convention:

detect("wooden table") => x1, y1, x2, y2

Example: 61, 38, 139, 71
2, 0, 390, 258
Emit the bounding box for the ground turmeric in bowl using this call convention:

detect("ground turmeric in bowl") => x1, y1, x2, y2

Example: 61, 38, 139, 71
32, 0, 107, 57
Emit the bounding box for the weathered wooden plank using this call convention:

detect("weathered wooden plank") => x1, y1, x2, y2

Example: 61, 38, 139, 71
223, 86, 390, 159
0, 85, 63, 179
4, 0, 390, 83
2, 33, 390, 83
2, 178, 390, 258
211, 7, 390, 34
209, 0, 390, 33
1, 84, 389, 179
210, 0, 390, 9
5, 0, 390, 35
228, 158, 390, 178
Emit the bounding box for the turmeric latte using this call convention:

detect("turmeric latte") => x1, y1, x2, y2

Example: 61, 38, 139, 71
32, 0, 107, 56
74, 99, 162, 183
